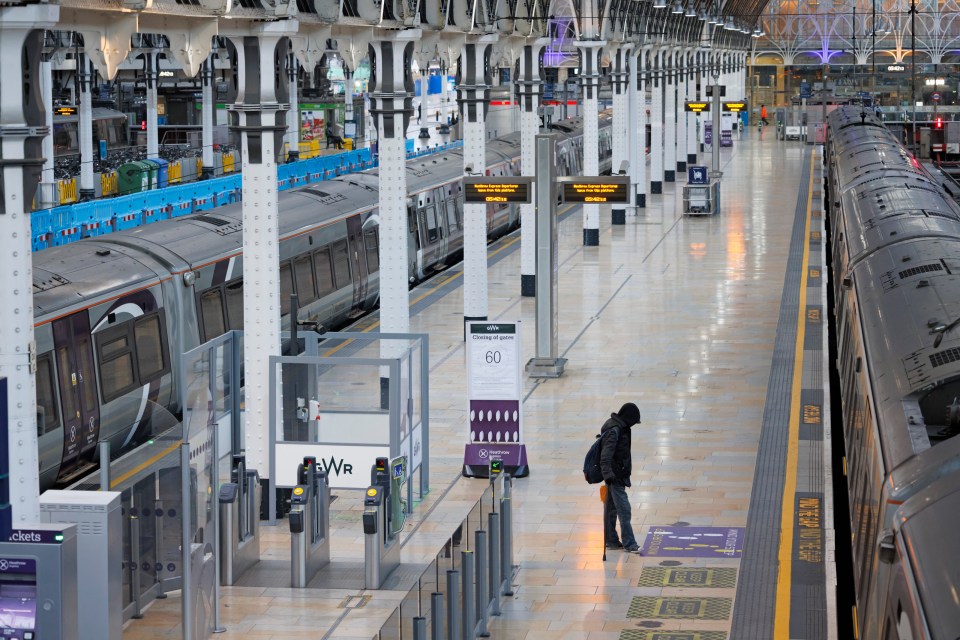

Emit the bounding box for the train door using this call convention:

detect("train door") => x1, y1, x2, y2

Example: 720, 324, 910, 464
346, 216, 369, 312
52, 312, 101, 474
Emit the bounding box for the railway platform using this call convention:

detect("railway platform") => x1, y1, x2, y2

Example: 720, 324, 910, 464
122, 126, 833, 639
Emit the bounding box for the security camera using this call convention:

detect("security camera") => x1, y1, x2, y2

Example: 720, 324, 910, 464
465, 164, 474, 174
618, 161, 629, 175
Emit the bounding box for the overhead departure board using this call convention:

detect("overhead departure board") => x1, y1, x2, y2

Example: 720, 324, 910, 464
685, 102, 710, 113
722, 102, 747, 113
463, 177, 534, 204
559, 176, 630, 204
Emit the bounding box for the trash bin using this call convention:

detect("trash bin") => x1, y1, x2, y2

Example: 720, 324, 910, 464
141, 159, 159, 190
343, 138, 353, 151
149, 157, 169, 188
117, 161, 151, 195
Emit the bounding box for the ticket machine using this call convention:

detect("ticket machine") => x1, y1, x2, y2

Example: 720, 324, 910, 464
0, 524, 78, 640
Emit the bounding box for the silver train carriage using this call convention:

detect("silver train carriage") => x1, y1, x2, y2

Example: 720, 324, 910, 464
825, 105, 960, 639
32, 113, 614, 489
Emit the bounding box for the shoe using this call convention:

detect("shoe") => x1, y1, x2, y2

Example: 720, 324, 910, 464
623, 545, 643, 554
605, 541, 623, 549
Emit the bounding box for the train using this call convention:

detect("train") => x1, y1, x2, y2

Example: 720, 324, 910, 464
824, 105, 960, 638
32, 113, 614, 489
53, 107, 130, 158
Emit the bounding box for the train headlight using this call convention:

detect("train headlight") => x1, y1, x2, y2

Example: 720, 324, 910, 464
182, 271, 197, 286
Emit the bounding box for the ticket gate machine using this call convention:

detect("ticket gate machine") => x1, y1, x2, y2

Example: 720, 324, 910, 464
288, 457, 330, 587
219, 456, 261, 586
363, 457, 405, 589
0, 523, 79, 640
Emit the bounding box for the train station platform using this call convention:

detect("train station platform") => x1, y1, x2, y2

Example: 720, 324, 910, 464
122, 126, 832, 640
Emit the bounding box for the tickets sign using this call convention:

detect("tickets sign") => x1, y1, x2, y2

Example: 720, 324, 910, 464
463, 177, 534, 204
685, 102, 710, 113
559, 176, 630, 204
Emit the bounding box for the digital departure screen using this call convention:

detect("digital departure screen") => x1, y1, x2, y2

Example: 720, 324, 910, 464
560, 177, 630, 204
685, 102, 710, 113
463, 177, 534, 204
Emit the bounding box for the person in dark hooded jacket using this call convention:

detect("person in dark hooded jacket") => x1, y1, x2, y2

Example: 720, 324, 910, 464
600, 402, 642, 553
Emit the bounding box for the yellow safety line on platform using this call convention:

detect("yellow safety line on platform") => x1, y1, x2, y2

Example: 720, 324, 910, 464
110, 440, 182, 490
773, 149, 817, 637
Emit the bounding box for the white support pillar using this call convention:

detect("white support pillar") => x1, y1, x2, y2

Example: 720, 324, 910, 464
664, 49, 677, 183
78, 55, 95, 200
201, 58, 215, 179
145, 51, 159, 159
459, 35, 497, 324
610, 45, 631, 225
578, 39, 605, 246
369, 31, 418, 360
286, 54, 299, 161
687, 50, 698, 167
650, 48, 664, 194
0, 3, 59, 524
343, 65, 354, 138
226, 27, 294, 480
675, 49, 687, 176
41, 59, 54, 195
631, 48, 647, 212
517, 40, 547, 297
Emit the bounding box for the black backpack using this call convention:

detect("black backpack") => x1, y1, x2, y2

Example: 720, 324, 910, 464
583, 427, 619, 484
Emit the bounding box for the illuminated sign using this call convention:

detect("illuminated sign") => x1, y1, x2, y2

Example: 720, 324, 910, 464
887, 65, 905, 72
722, 102, 747, 113
463, 176, 533, 204
559, 176, 630, 204
53, 106, 77, 116
685, 102, 710, 113
926, 77, 946, 86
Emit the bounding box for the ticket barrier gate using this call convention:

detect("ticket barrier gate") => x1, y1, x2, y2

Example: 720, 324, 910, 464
363, 457, 405, 589
288, 457, 330, 588
219, 457, 262, 586
0, 523, 79, 640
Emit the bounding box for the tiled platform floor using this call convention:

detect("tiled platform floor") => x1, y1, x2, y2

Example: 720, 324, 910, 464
123, 126, 815, 639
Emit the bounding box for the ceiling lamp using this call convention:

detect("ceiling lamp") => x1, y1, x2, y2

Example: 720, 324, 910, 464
672, 0, 684, 13
653, 0, 668, 9
698, 8, 708, 20
724, 15, 735, 29
685, 3, 697, 17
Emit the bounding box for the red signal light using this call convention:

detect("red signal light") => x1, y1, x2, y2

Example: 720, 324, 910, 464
936, 116, 943, 129
141, 120, 146, 131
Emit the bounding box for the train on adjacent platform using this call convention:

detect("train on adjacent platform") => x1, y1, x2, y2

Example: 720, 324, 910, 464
825, 105, 960, 639
32, 113, 614, 489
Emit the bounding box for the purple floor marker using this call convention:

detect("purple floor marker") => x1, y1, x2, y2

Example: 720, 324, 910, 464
640, 526, 745, 558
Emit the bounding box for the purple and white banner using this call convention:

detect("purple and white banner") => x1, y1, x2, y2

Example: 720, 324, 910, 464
464, 322, 526, 473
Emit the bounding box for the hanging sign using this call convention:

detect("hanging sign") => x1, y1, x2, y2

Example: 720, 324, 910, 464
463, 321, 527, 478
722, 102, 747, 113
559, 176, 630, 204
463, 176, 534, 204
685, 102, 710, 113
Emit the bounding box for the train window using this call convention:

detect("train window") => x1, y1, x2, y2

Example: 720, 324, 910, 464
332, 240, 351, 289
77, 334, 98, 411
294, 256, 317, 305
135, 314, 166, 383
280, 261, 294, 315
446, 200, 459, 231
56, 347, 78, 420
225, 280, 244, 330
199, 288, 226, 341
101, 352, 136, 399
35, 354, 59, 435
314, 248, 335, 296
424, 206, 440, 243
96, 323, 138, 402
364, 231, 379, 273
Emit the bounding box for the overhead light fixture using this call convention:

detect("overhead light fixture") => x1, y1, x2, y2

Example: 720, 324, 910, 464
685, 3, 697, 17
671, 0, 684, 13
724, 16, 735, 29
709, 12, 721, 24
698, 8, 708, 20
752, 27, 761, 37
653, 0, 667, 9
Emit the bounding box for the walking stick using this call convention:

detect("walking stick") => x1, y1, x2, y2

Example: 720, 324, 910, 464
600, 484, 608, 562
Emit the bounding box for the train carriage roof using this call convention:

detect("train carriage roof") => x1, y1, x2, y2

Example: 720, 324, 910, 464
33, 241, 164, 321
897, 480, 960, 639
